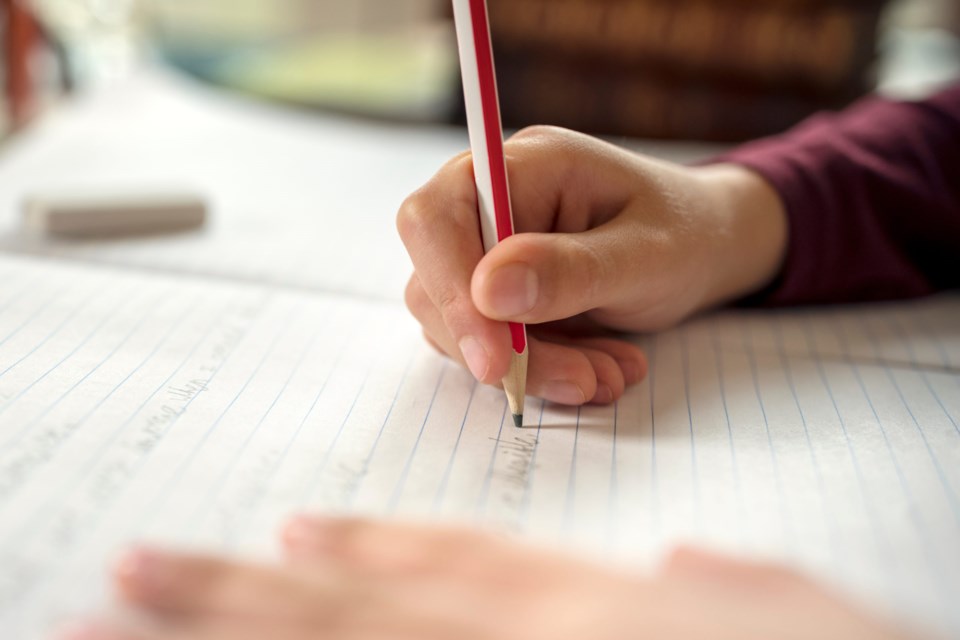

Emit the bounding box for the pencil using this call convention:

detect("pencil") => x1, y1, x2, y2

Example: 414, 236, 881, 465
451, 0, 528, 427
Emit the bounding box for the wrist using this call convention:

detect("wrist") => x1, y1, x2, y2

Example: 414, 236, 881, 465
692, 163, 788, 309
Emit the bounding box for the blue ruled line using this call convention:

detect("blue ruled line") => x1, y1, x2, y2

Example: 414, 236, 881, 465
0, 285, 175, 450
771, 316, 839, 565
301, 379, 368, 504
386, 362, 448, 514
679, 326, 701, 531
294, 334, 410, 509
140, 303, 298, 531
0, 291, 260, 558
832, 311, 952, 622
518, 399, 545, 528
476, 400, 508, 519
561, 406, 582, 533
190, 310, 323, 534
6, 293, 270, 615
858, 316, 960, 523
0, 273, 40, 319
432, 379, 478, 513
0, 279, 90, 380
648, 334, 660, 539
0, 292, 199, 523
800, 312, 892, 580
0, 282, 141, 431
0, 278, 76, 354
241, 315, 351, 522
740, 319, 794, 551
606, 398, 620, 550
342, 348, 417, 510
709, 317, 746, 548
885, 314, 959, 437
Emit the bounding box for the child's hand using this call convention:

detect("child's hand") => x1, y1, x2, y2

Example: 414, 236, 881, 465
60, 518, 912, 640
397, 126, 787, 405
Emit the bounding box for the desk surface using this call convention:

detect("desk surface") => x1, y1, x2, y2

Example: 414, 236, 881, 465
0, 68, 727, 301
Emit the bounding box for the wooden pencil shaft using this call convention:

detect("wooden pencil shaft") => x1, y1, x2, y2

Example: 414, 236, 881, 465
452, 0, 528, 423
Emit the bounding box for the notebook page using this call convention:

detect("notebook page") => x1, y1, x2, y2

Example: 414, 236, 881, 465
0, 254, 956, 638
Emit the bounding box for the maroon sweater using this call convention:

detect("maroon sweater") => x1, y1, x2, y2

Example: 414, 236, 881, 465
719, 83, 960, 306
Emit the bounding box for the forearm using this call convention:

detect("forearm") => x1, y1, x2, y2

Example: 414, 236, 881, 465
712, 84, 960, 306
691, 163, 789, 311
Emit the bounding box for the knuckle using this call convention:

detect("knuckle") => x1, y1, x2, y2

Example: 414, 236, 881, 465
755, 563, 804, 586
424, 527, 487, 561
510, 124, 566, 145
327, 518, 373, 548
434, 286, 463, 319
397, 181, 477, 246
422, 330, 445, 355
430, 528, 512, 573
562, 236, 613, 303
395, 190, 436, 243
404, 276, 429, 315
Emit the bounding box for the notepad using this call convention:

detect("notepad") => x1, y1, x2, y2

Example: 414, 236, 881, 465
0, 253, 957, 638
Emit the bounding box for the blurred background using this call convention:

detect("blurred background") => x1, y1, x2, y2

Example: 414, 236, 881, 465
2, 0, 959, 142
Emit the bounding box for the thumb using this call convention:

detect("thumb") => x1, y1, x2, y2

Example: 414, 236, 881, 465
471, 218, 638, 324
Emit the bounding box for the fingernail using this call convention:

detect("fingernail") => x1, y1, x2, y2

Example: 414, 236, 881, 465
619, 360, 642, 385
542, 381, 586, 405
486, 263, 538, 317
459, 336, 489, 381
113, 547, 166, 598
283, 515, 331, 551
53, 620, 117, 640
592, 384, 614, 405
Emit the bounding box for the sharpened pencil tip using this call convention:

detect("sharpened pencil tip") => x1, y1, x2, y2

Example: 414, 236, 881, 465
513, 413, 523, 428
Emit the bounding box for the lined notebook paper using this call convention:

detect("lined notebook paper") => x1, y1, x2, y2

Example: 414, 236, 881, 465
0, 254, 957, 638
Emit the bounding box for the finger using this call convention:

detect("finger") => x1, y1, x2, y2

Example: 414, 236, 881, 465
54, 619, 133, 640
471, 213, 666, 327
563, 337, 648, 386
111, 547, 341, 622
512, 337, 606, 404
576, 346, 625, 405
503, 126, 653, 234
54, 619, 147, 640
280, 517, 632, 607
662, 546, 803, 591
282, 517, 515, 576
53, 618, 311, 640
410, 267, 639, 405
398, 164, 514, 386
421, 330, 445, 357
405, 275, 461, 364
412, 296, 592, 404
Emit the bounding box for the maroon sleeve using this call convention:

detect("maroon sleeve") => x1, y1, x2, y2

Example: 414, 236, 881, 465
716, 83, 960, 306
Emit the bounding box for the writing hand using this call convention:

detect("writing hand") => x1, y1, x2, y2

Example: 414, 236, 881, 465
398, 126, 787, 405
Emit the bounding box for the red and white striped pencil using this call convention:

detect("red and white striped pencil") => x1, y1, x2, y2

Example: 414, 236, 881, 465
451, 0, 528, 427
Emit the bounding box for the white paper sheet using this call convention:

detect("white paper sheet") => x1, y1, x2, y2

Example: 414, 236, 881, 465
0, 254, 957, 638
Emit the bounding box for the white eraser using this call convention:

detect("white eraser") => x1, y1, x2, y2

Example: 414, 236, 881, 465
22, 188, 207, 237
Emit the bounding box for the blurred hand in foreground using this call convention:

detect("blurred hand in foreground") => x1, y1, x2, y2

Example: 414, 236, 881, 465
55, 517, 916, 640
